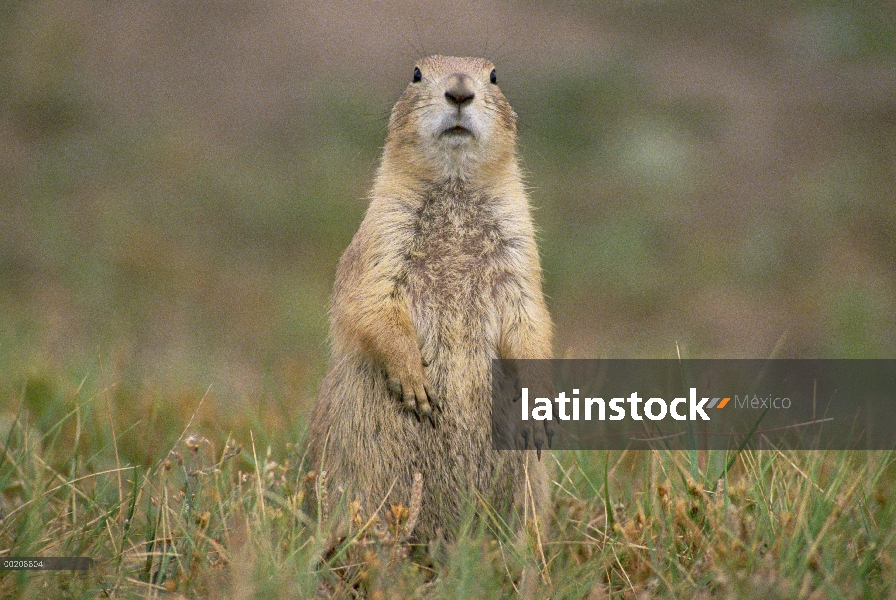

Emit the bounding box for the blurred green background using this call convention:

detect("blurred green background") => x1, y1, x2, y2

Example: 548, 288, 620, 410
1, 1, 894, 463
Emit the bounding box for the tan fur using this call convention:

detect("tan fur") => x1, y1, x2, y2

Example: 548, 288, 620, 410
308, 56, 553, 540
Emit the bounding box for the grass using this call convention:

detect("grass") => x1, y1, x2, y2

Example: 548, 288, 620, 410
1, 381, 894, 599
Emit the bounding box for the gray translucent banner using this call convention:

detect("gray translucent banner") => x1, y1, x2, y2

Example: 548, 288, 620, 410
491, 360, 896, 450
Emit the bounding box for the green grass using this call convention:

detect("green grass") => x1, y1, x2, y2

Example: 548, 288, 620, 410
1, 383, 894, 598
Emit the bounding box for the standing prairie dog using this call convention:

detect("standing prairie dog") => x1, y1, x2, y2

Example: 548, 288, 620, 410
308, 55, 553, 540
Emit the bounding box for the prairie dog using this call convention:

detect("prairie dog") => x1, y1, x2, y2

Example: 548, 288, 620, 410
308, 55, 553, 540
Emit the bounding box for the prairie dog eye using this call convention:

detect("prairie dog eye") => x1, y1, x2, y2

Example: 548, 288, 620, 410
413, 67, 422, 83
490, 69, 497, 84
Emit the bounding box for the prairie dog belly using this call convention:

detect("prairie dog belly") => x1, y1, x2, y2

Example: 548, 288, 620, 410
406, 196, 508, 409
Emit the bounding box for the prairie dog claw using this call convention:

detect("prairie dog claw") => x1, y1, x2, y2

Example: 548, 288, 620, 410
385, 354, 439, 425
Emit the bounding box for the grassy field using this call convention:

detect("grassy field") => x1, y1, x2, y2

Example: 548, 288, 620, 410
2, 383, 895, 598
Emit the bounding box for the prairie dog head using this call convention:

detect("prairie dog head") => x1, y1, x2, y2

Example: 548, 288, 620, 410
384, 55, 518, 182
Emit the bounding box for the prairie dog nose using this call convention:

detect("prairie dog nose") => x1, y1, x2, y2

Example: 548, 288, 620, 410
444, 73, 475, 107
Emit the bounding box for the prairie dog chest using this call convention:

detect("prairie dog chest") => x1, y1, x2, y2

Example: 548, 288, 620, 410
405, 191, 512, 312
